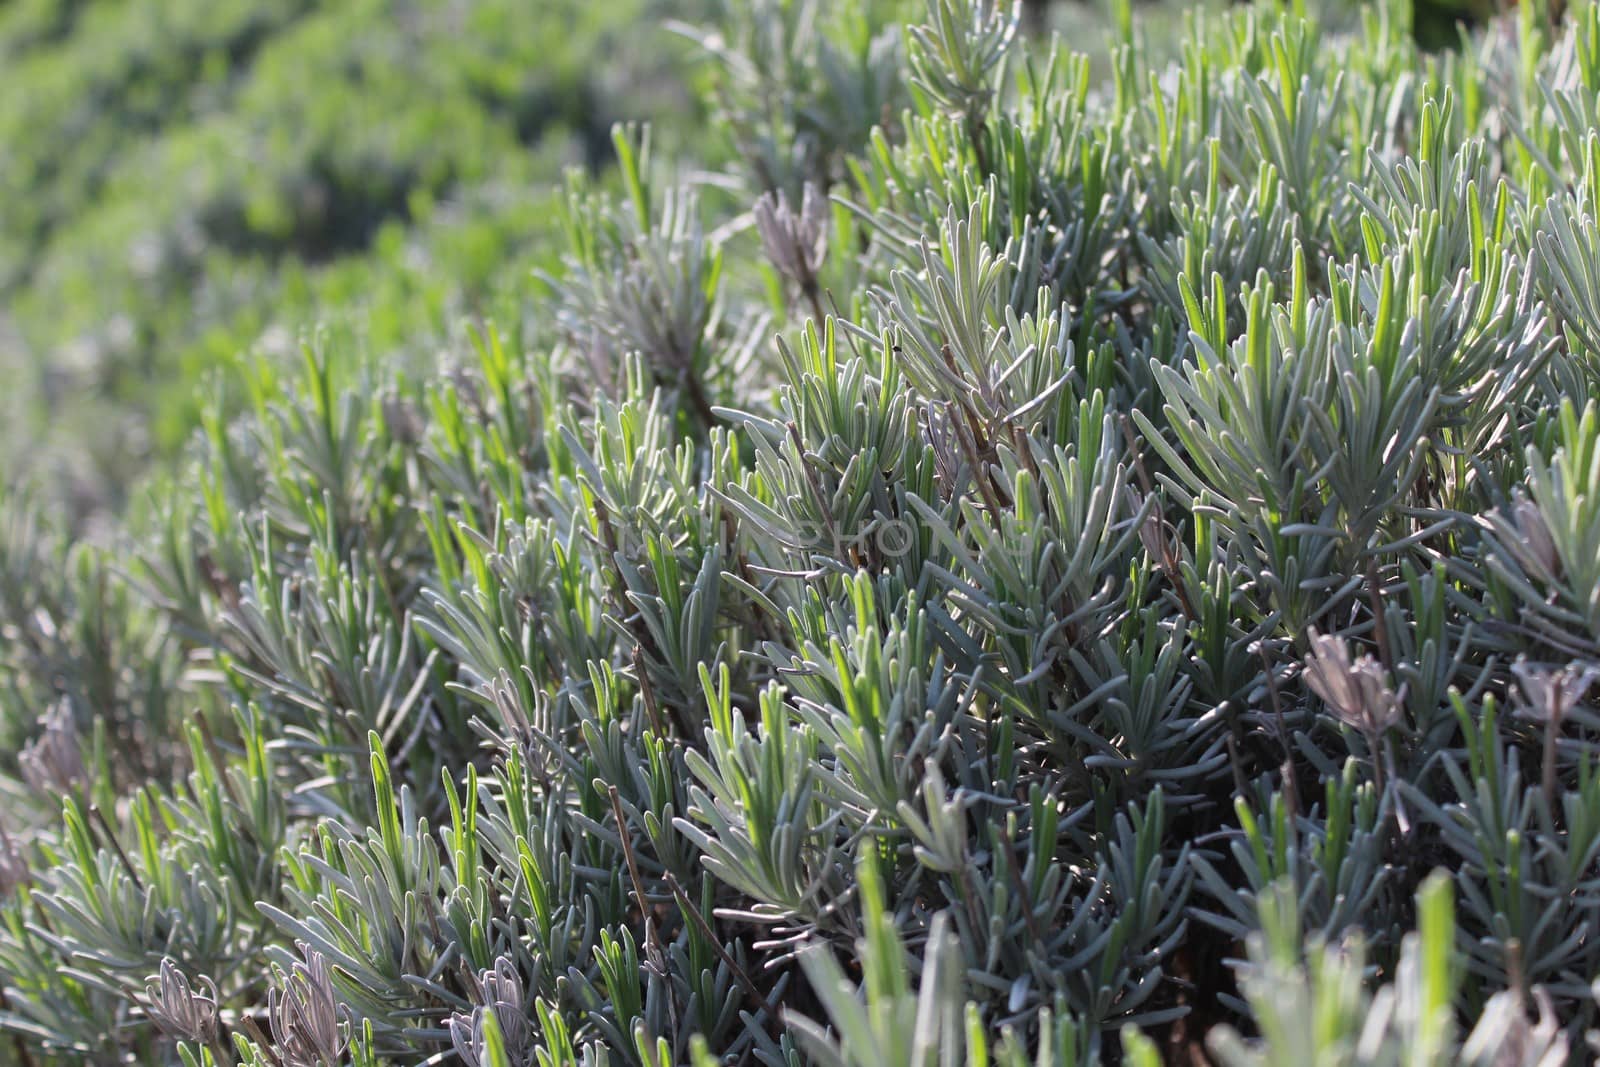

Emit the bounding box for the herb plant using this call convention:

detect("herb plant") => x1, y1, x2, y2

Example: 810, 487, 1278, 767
5, 0, 1600, 1064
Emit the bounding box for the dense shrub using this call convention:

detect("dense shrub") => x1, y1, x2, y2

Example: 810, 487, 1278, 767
5, 0, 1600, 1063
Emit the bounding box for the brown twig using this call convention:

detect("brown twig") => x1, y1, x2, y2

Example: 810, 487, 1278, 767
676, 363, 722, 434
238, 1013, 285, 1067
1365, 557, 1394, 674
786, 421, 844, 558
632, 647, 670, 742
194, 714, 245, 814
1001, 823, 1043, 943
948, 401, 1008, 533
1543, 712, 1562, 818
720, 509, 777, 648
1120, 413, 1156, 498
661, 869, 767, 1016
1257, 645, 1301, 821
800, 277, 829, 332
89, 806, 142, 892
1224, 732, 1249, 803
594, 499, 694, 739
608, 785, 665, 968
965, 110, 994, 178
0, 986, 37, 1067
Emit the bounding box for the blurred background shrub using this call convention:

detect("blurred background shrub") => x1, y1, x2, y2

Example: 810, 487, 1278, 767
0, 0, 693, 521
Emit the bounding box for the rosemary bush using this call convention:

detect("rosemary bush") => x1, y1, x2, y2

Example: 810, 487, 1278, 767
6, 0, 1600, 1063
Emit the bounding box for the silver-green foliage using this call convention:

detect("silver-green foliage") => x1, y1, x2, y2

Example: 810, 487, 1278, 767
5, 0, 1600, 1064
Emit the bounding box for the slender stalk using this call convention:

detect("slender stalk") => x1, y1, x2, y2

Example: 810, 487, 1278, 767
208, 1028, 235, 1067
632, 646, 669, 742
1258, 644, 1301, 820
800, 276, 828, 331
676, 362, 721, 434
965, 109, 993, 177
1365, 557, 1394, 673
1000, 824, 1042, 943
1542, 709, 1562, 816
948, 401, 1007, 534
1367, 727, 1388, 804
662, 870, 767, 1017
1383, 741, 1410, 836
89, 806, 142, 892
787, 420, 845, 557
238, 1014, 284, 1067
0, 986, 37, 1067
609, 785, 666, 970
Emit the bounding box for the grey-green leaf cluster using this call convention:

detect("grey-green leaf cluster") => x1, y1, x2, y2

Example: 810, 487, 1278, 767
6, 0, 1600, 1064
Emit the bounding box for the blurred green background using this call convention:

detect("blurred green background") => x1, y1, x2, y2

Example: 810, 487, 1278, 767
0, 0, 697, 523
0, 0, 1505, 527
